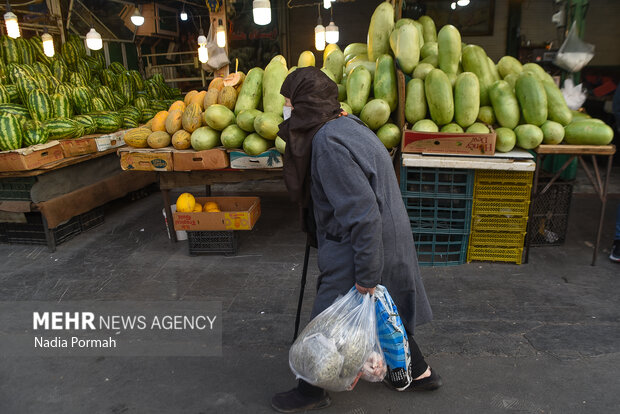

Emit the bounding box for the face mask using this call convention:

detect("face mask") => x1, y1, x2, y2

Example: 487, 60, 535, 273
283, 106, 292, 120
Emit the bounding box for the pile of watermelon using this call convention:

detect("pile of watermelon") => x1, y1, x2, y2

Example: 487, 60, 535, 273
349, 2, 613, 151
0, 34, 182, 152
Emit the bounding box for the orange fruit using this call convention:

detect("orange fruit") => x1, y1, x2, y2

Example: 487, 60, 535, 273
175, 193, 196, 212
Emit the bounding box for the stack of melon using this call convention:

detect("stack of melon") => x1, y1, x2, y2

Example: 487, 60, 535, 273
125, 57, 291, 156
344, 2, 612, 151
0, 34, 181, 152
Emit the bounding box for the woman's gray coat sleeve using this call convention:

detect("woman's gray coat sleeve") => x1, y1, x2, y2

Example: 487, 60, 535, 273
313, 141, 383, 288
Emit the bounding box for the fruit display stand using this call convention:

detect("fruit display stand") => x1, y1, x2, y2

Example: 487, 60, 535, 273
400, 150, 536, 266
0, 148, 156, 251
523, 144, 617, 266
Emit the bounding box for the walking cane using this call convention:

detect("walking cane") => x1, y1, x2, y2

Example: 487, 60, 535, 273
293, 239, 312, 341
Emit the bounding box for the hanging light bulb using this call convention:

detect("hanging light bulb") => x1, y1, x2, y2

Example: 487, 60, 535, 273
323, 0, 330, 10
451, 2, 457, 9
253, 0, 271, 26
198, 45, 208, 63
4, 2, 20, 39
131, 7, 144, 26
180, 5, 188, 21
197, 28, 207, 47
41, 29, 54, 57
314, 8, 325, 52
457, 0, 470, 6
325, 21, 339, 44
216, 19, 226, 48
85, 27, 102, 50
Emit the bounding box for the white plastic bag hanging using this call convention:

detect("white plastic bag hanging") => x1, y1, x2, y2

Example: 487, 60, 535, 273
289, 287, 386, 392
562, 78, 587, 110
202, 22, 229, 72
554, 22, 595, 73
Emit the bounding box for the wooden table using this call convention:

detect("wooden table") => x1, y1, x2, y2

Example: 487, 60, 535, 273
524, 145, 616, 265
0, 148, 156, 251
158, 169, 284, 242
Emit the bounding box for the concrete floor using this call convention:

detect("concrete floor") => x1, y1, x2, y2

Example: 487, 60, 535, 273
0, 181, 619, 414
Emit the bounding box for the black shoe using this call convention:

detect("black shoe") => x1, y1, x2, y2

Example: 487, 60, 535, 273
610, 240, 620, 263
271, 388, 331, 413
409, 367, 443, 391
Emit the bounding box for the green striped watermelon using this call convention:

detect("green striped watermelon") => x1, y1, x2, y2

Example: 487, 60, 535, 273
129, 70, 145, 91
140, 108, 156, 122
91, 97, 108, 112
15, 75, 38, 103
4, 84, 19, 102
77, 59, 91, 81
112, 92, 125, 108
22, 121, 49, 146
44, 118, 83, 140
0, 113, 23, 150
1, 36, 20, 65
55, 83, 73, 97
123, 117, 139, 129
33, 61, 52, 77
149, 100, 168, 111
33, 74, 51, 94
97, 86, 116, 110
73, 114, 97, 135
61, 42, 79, 70
68, 34, 86, 58
26, 89, 52, 122
109, 62, 126, 74
85, 55, 103, 76
133, 96, 149, 110
89, 112, 123, 133
51, 58, 69, 82
71, 86, 93, 114
0, 103, 31, 119
69, 71, 88, 87
117, 72, 134, 103
0, 85, 10, 104
100, 68, 116, 88
51, 93, 73, 118
16, 38, 35, 66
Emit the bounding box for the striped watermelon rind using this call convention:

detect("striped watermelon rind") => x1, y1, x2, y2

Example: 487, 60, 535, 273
0, 113, 23, 150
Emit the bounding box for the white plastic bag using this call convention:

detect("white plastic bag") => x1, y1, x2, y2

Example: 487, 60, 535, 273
289, 287, 386, 392
562, 78, 587, 110
201, 23, 229, 72
554, 22, 595, 73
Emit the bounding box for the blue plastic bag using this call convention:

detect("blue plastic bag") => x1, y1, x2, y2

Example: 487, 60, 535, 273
375, 285, 412, 390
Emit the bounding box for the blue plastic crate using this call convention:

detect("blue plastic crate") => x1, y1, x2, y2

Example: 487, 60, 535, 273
400, 166, 475, 199
404, 196, 473, 232
413, 230, 469, 267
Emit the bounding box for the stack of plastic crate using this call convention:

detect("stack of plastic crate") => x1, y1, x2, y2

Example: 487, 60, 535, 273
400, 166, 475, 266
467, 170, 533, 264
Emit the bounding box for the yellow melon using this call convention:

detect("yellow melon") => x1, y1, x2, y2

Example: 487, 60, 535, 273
147, 131, 171, 148
203, 88, 219, 109
169, 100, 186, 112
151, 111, 169, 132
144, 118, 154, 129
184, 90, 198, 106
171, 130, 191, 150
176, 193, 196, 212
124, 127, 151, 148
190, 90, 207, 110
217, 86, 237, 111
204, 201, 219, 211
208, 77, 225, 91
181, 103, 202, 133
165, 109, 183, 134
192, 203, 203, 212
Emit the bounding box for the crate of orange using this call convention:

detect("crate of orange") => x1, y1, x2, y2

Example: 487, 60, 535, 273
172, 193, 261, 232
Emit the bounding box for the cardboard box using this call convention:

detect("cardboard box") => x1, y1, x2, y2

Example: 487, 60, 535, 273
173, 197, 261, 231
173, 148, 229, 171
0, 141, 64, 172
401, 129, 496, 156
229, 149, 282, 169
118, 147, 174, 171
59, 137, 98, 157
95, 130, 126, 151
